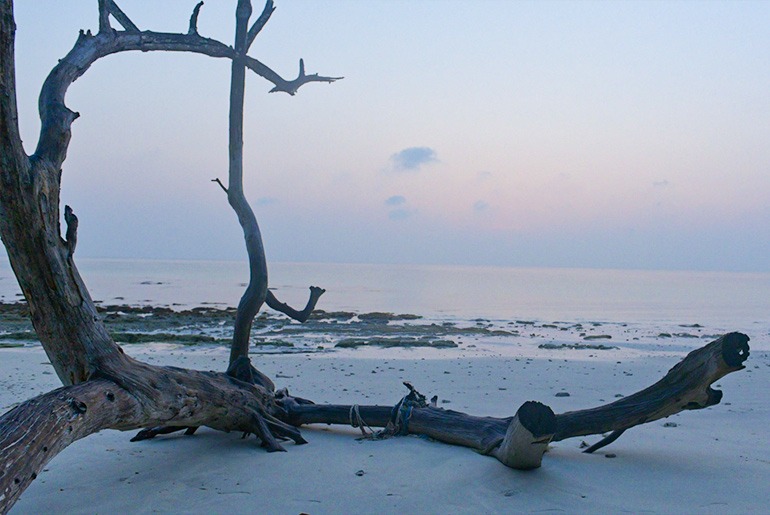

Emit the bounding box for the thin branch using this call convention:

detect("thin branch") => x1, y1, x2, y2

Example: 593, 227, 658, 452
97, 0, 111, 33
188, 1, 204, 36
211, 177, 228, 193
246, 0, 275, 50
268, 58, 344, 96
582, 429, 625, 454
106, 0, 140, 33
265, 286, 326, 323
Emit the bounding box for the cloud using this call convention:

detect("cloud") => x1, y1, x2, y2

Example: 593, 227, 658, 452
388, 208, 414, 220
473, 200, 489, 213
389, 147, 437, 171
385, 195, 406, 206
254, 197, 278, 206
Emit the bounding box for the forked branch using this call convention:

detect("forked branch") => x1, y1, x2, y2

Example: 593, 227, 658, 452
269, 58, 344, 96
246, 0, 276, 50
106, 0, 140, 33
266, 286, 326, 322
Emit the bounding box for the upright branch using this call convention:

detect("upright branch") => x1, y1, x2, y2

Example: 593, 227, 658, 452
188, 1, 204, 36
224, 0, 269, 368
97, 0, 110, 33
246, 0, 275, 50
219, 0, 328, 367
106, 0, 140, 33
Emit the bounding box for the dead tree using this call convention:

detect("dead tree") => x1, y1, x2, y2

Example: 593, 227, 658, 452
0, 0, 336, 510
0, 1, 751, 513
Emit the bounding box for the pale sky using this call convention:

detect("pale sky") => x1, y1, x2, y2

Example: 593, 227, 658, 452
8, 1, 770, 272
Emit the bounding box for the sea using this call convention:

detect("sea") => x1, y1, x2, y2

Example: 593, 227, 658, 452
1, 258, 768, 353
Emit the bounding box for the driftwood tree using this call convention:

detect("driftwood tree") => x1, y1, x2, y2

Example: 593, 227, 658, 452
0, 1, 751, 513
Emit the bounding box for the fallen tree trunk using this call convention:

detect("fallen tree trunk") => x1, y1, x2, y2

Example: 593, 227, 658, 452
278, 332, 750, 468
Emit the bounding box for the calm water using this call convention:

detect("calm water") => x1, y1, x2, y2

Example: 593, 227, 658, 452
2, 258, 768, 329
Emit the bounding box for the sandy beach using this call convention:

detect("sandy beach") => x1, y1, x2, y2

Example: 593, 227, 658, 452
3, 341, 767, 514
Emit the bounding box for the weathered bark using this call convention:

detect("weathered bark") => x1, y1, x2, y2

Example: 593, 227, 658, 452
226, 0, 269, 367
278, 333, 750, 469
551, 331, 751, 445
0, 356, 306, 511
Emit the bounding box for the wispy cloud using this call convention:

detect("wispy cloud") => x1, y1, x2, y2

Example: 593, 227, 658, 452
388, 208, 413, 220
385, 195, 406, 206
389, 147, 437, 172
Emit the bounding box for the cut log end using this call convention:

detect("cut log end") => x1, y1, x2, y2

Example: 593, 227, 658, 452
722, 332, 750, 368
517, 400, 557, 438
492, 401, 556, 470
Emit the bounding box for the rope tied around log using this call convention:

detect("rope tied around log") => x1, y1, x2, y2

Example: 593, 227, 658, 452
354, 382, 429, 440
349, 404, 375, 437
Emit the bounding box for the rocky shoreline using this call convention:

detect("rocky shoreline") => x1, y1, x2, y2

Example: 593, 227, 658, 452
0, 301, 731, 356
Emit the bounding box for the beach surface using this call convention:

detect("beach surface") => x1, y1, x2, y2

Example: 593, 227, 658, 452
3, 340, 767, 514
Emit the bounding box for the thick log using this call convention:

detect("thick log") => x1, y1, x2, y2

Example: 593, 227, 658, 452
0, 357, 305, 513
280, 333, 750, 468
0, 380, 140, 510
490, 401, 556, 469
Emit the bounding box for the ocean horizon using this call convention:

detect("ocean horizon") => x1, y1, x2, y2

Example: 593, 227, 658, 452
2, 256, 768, 329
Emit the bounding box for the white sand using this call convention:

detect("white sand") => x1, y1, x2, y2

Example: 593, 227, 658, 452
3, 344, 768, 514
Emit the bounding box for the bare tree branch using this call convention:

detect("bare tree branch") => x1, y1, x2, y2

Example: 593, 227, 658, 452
188, 1, 204, 36
106, 0, 140, 33
265, 286, 326, 323
582, 428, 625, 454
246, 0, 275, 50
211, 177, 228, 193
268, 58, 344, 96
32, 30, 341, 183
